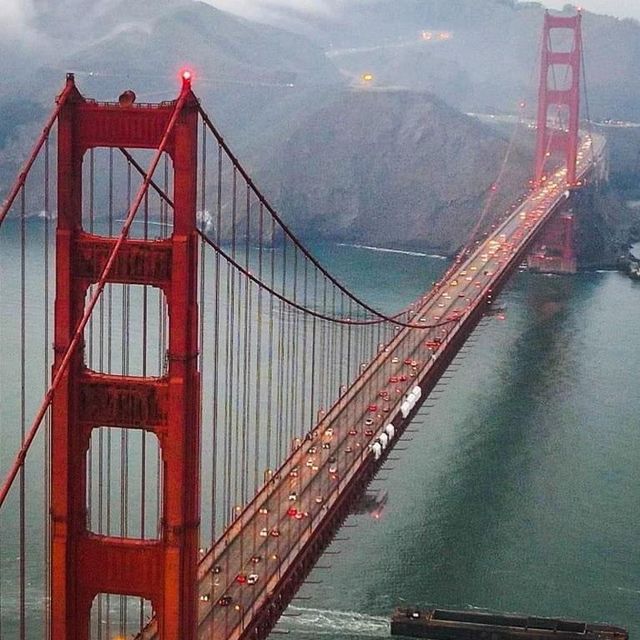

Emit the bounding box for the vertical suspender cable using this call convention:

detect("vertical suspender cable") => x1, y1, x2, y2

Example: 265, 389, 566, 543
240, 185, 251, 504
198, 121, 207, 545
139, 188, 150, 632
281, 238, 291, 447
290, 248, 300, 441
19, 185, 26, 640
266, 215, 275, 471
119, 160, 133, 635
44, 135, 52, 640
253, 203, 264, 493
211, 143, 222, 541
229, 167, 238, 520
86, 150, 94, 539
309, 269, 318, 430
276, 239, 287, 458
300, 258, 309, 434
223, 165, 232, 527
579, 35, 596, 166
106, 147, 114, 639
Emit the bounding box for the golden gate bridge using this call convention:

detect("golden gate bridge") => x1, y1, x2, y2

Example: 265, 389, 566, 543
0, 11, 607, 640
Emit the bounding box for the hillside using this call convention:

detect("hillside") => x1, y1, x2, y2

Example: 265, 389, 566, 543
256, 89, 532, 252
249, 0, 640, 121
0, 0, 343, 195
59, 1, 340, 92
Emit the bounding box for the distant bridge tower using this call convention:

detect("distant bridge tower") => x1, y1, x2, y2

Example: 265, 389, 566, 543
534, 10, 583, 186
51, 74, 201, 640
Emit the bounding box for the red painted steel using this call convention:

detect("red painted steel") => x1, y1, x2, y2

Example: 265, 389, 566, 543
534, 11, 582, 186
51, 74, 201, 640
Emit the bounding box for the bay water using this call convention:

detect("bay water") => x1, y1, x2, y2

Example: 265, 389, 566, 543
0, 226, 638, 638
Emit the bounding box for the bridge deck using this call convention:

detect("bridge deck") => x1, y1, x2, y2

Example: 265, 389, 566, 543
139, 134, 604, 640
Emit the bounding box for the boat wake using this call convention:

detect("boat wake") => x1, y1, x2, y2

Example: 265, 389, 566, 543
337, 243, 447, 260
277, 606, 390, 637
615, 585, 640, 595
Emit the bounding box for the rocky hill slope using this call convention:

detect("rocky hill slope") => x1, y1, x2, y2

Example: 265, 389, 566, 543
257, 89, 532, 252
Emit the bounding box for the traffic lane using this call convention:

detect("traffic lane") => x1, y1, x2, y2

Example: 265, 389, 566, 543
204, 408, 378, 638
203, 425, 375, 640
221, 356, 410, 620
198, 352, 395, 610
203, 363, 393, 632
402, 196, 556, 368
198, 443, 338, 621
203, 469, 329, 634
202, 437, 340, 613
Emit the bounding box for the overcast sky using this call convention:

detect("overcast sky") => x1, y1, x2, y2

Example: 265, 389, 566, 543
205, 0, 640, 23
543, 1, 640, 20
208, 1, 640, 20
1, 0, 639, 36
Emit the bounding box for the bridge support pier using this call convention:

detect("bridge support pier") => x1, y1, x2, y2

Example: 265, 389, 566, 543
527, 210, 577, 274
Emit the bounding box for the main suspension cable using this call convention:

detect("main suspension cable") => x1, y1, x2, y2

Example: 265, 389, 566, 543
120, 146, 457, 330
197, 229, 457, 329
0, 81, 74, 229
196, 105, 447, 325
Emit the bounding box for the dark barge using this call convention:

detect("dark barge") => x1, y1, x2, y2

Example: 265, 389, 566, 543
391, 608, 628, 640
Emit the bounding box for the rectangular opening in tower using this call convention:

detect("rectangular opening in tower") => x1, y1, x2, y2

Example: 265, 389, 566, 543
84, 284, 168, 378
546, 103, 571, 135
86, 427, 162, 539
90, 593, 153, 640
548, 26, 576, 52
81, 148, 174, 240
547, 64, 574, 91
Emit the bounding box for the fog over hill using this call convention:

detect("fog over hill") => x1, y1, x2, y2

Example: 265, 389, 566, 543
3, 0, 640, 118
205, 0, 640, 120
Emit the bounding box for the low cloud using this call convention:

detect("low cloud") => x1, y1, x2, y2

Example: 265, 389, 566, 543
203, 0, 333, 20
0, 0, 35, 36
544, 0, 640, 20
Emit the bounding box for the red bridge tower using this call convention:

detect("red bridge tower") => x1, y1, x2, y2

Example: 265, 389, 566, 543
534, 11, 583, 186
51, 75, 201, 640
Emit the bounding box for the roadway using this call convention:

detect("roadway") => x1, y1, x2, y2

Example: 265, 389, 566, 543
140, 132, 605, 640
